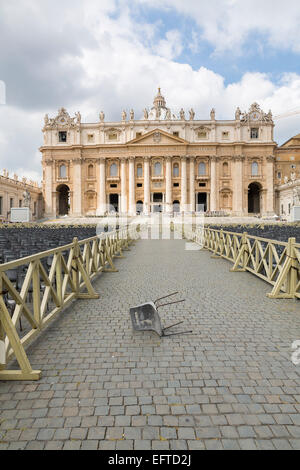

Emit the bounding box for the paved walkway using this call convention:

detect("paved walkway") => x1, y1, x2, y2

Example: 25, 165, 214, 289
1, 238, 300, 450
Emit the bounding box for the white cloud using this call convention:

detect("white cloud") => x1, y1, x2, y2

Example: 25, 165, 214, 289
137, 0, 300, 55
0, 0, 300, 180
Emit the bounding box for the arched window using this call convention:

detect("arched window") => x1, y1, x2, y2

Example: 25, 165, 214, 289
137, 164, 143, 178
59, 164, 67, 179
198, 162, 206, 176
88, 164, 94, 178
110, 163, 118, 177
154, 162, 162, 176
223, 162, 229, 177
251, 162, 259, 176
173, 163, 179, 177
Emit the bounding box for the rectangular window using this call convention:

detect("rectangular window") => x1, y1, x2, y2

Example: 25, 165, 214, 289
59, 131, 67, 143
288, 203, 291, 214
10, 198, 14, 209
108, 133, 117, 141
277, 172, 281, 179
199, 183, 206, 187
110, 184, 118, 188
137, 183, 143, 188
250, 128, 259, 139
173, 132, 179, 137
136, 132, 142, 138
0, 196, 2, 215
222, 132, 229, 139
173, 183, 179, 187
34, 202, 37, 215
88, 134, 94, 142
19, 199, 22, 207
281, 204, 284, 214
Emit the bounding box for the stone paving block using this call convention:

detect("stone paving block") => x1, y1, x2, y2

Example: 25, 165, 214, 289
1, 239, 300, 450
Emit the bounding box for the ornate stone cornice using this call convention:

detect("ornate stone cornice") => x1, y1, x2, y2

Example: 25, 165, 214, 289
233, 155, 245, 162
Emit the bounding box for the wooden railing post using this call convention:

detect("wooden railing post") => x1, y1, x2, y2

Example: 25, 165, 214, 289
267, 237, 297, 299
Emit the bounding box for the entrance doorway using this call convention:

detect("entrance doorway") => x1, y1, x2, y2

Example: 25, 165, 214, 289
57, 184, 70, 216
248, 183, 261, 214
136, 201, 143, 214
153, 193, 163, 213
197, 193, 207, 212
173, 200, 180, 213
109, 194, 119, 213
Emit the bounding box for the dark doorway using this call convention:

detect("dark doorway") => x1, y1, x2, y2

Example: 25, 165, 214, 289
197, 193, 207, 212
153, 193, 163, 213
173, 200, 180, 213
109, 194, 119, 213
136, 201, 143, 214
248, 183, 261, 214
57, 184, 70, 216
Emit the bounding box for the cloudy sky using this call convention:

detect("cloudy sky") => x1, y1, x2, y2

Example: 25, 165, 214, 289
0, 0, 300, 182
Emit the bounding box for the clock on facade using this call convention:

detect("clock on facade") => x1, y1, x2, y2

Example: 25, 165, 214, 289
250, 112, 260, 121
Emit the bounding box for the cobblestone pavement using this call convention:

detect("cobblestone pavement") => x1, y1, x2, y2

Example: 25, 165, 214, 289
1, 238, 300, 450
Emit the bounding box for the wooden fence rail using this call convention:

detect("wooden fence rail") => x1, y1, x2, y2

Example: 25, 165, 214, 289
0, 225, 139, 381
179, 224, 300, 301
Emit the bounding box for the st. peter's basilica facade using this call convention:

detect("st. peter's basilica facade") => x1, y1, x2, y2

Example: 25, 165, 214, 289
40, 89, 277, 217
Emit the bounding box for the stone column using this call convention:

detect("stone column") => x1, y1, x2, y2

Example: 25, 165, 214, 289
72, 158, 82, 216
144, 157, 150, 215
120, 158, 127, 214
98, 158, 106, 215
265, 155, 275, 215
210, 156, 218, 211
233, 156, 244, 215
129, 157, 135, 216
181, 157, 187, 212
189, 156, 195, 212
166, 156, 172, 213
44, 159, 54, 217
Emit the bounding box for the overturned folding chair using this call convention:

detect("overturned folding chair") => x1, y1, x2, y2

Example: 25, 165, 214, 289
130, 292, 192, 337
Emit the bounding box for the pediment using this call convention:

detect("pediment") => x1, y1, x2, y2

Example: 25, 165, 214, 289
128, 129, 188, 145
280, 134, 300, 148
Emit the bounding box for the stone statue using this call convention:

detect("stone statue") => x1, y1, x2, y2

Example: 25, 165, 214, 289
179, 108, 185, 120
189, 109, 195, 120
293, 188, 300, 205
75, 111, 81, 124
130, 109, 134, 120
122, 110, 127, 121
44, 114, 49, 125
235, 107, 241, 120
291, 172, 296, 182
284, 176, 289, 184
166, 108, 171, 120
99, 111, 105, 122
23, 190, 31, 208
143, 108, 148, 120
210, 108, 216, 120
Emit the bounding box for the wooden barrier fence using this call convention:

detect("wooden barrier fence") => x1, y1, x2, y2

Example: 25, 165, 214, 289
0, 225, 139, 381
180, 224, 300, 300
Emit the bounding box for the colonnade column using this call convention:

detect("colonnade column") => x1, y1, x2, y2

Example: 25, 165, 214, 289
98, 158, 106, 215
129, 157, 135, 216
233, 155, 244, 215
265, 155, 275, 215
189, 156, 195, 212
166, 156, 172, 213
72, 158, 82, 216
144, 157, 150, 215
181, 156, 187, 212
120, 158, 127, 214
44, 159, 54, 217
210, 156, 218, 212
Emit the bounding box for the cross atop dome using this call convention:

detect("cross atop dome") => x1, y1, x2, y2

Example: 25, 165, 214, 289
153, 87, 167, 110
